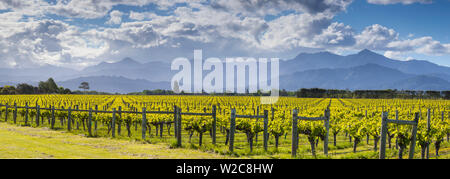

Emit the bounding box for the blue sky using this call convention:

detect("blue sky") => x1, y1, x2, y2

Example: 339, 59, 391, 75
0, 0, 449, 69
336, 0, 450, 41
335, 0, 450, 66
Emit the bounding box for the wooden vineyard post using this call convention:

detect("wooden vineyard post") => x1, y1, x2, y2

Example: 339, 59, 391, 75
426, 108, 430, 159
176, 107, 182, 148
269, 107, 274, 141
292, 109, 298, 157
229, 108, 236, 152
255, 107, 259, 144
394, 110, 399, 148
263, 110, 268, 152
13, 103, 17, 124
160, 122, 163, 138
95, 105, 98, 135
112, 108, 116, 138
366, 109, 369, 144
173, 106, 178, 138
46, 105, 50, 125
51, 106, 55, 129
379, 112, 388, 159
36, 105, 40, 126
67, 107, 72, 131
212, 105, 217, 145
60, 107, 64, 126
141, 107, 147, 140
409, 113, 420, 159
118, 106, 122, 136
324, 108, 330, 156
75, 106, 79, 130
25, 103, 29, 126
5, 104, 8, 122
88, 108, 93, 137
173, 106, 177, 138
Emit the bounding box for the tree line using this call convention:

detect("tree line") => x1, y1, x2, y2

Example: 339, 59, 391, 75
0, 78, 108, 95
2, 79, 449, 99
295, 88, 450, 99
0, 78, 71, 95
129, 88, 450, 99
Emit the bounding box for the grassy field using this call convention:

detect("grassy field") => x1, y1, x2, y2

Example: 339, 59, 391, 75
0, 122, 230, 159
1, 120, 448, 159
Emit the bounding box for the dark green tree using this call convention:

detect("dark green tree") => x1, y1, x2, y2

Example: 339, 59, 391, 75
16, 83, 35, 94
79, 82, 90, 92
38, 78, 59, 93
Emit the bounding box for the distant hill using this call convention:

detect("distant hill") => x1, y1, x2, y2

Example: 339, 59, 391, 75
382, 75, 450, 91
80, 58, 174, 82
280, 63, 450, 90
58, 76, 170, 94
0, 65, 79, 82
0, 81, 17, 87
281, 49, 450, 76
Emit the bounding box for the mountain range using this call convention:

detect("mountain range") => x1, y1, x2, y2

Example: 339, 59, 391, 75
58, 76, 170, 94
0, 49, 449, 93
280, 63, 450, 91
282, 49, 450, 77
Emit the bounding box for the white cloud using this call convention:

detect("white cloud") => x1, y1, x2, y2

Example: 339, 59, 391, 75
88, 21, 166, 49
0, 18, 109, 68
384, 50, 405, 60
129, 11, 158, 21
259, 13, 331, 50
352, 24, 450, 57
387, 36, 450, 55
1, 0, 449, 69
312, 22, 355, 47
46, 0, 205, 19
106, 10, 124, 25
0, 11, 26, 38
0, 0, 49, 15
355, 24, 399, 50
211, 0, 353, 17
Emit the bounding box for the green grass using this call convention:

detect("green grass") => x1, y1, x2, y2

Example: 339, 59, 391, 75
0, 122, 230, 159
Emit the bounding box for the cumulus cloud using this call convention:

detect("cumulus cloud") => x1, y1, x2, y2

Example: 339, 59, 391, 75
0, 0, 49, 17
45, 0, 205, 19
355, 24, 450, 56
0, 0, 48, 11
384, 50, 406, 60
211, 0, 352, 17
387, 37, 450, 55
355, 24, 399, 50
90, 21, 166, 49
0, 18, 109, 68
312, 22, 355, 47
259, 13, 332, 50
129, 11, 158, 21
0, 0, 449, 69
106, 10, 124, 25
